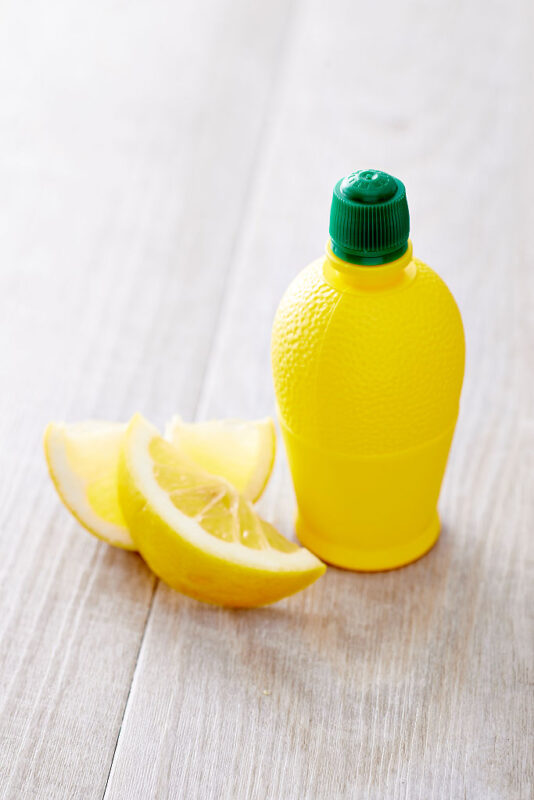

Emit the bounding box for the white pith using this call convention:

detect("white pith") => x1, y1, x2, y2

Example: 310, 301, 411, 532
45, 422, 134, 548
129, 416, 322, 573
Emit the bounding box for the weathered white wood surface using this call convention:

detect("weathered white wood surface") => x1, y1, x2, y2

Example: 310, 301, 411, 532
0, 0, 532, 798
0, 0, 294, 797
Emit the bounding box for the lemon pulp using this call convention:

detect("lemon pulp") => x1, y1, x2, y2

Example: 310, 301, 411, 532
165, 416, 275, 501
119, 415, 325, 607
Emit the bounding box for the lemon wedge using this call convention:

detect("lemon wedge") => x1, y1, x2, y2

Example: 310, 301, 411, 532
44, 421, 134, 549
165, 416, 275, 501
118, 414, 325, 607
44, 414, 277, 552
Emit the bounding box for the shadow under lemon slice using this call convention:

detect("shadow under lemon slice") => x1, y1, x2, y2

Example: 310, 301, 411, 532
118, 414, 325, 607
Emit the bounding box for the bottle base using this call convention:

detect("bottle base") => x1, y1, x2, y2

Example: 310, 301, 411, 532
295, 512, 441, 572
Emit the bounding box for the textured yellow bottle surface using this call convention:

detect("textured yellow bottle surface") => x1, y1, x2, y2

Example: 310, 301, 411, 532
271, 242, 465, 570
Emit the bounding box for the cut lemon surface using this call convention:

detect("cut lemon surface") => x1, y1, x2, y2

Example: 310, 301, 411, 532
118, 414, 325, 607
165, 415, 276, 502
44, 421, 134, 549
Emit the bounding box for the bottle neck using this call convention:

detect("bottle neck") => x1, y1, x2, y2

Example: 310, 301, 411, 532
323, 240, 416, 292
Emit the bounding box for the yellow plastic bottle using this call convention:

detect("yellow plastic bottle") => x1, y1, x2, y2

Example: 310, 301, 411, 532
271, 169, 465, 571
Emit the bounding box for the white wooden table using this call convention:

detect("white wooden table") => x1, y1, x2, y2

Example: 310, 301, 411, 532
0, 1, 532, 798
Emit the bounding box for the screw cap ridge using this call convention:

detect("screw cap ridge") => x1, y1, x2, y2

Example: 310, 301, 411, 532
329, 169, 410, 265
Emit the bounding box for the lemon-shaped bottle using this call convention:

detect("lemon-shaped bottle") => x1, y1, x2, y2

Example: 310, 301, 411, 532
271, 169, 465, 570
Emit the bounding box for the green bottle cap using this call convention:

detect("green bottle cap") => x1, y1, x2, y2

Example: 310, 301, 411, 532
329, 169, 410, 265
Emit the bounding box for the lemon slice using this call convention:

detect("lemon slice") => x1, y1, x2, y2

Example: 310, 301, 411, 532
44, 421, 134, 549
118, 414, 325, 607
165, 416, 276, 502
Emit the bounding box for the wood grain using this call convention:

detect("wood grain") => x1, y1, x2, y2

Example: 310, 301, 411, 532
1, 0, 532, 798
103, 1, 534, 799
0, 0, 293, 797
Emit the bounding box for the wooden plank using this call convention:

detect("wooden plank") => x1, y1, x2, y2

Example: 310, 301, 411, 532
103, 1, 533, 798
0, 1, 293, 798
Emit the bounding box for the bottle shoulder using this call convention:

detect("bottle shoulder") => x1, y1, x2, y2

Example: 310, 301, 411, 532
277, 255, 460, 306
272, 259, 338, 331
271, 256, 465, 454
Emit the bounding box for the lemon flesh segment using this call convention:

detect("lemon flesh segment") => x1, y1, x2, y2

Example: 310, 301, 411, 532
119, 414, 325, 607
164, 416, 276, 502
44, 421, 135, 550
